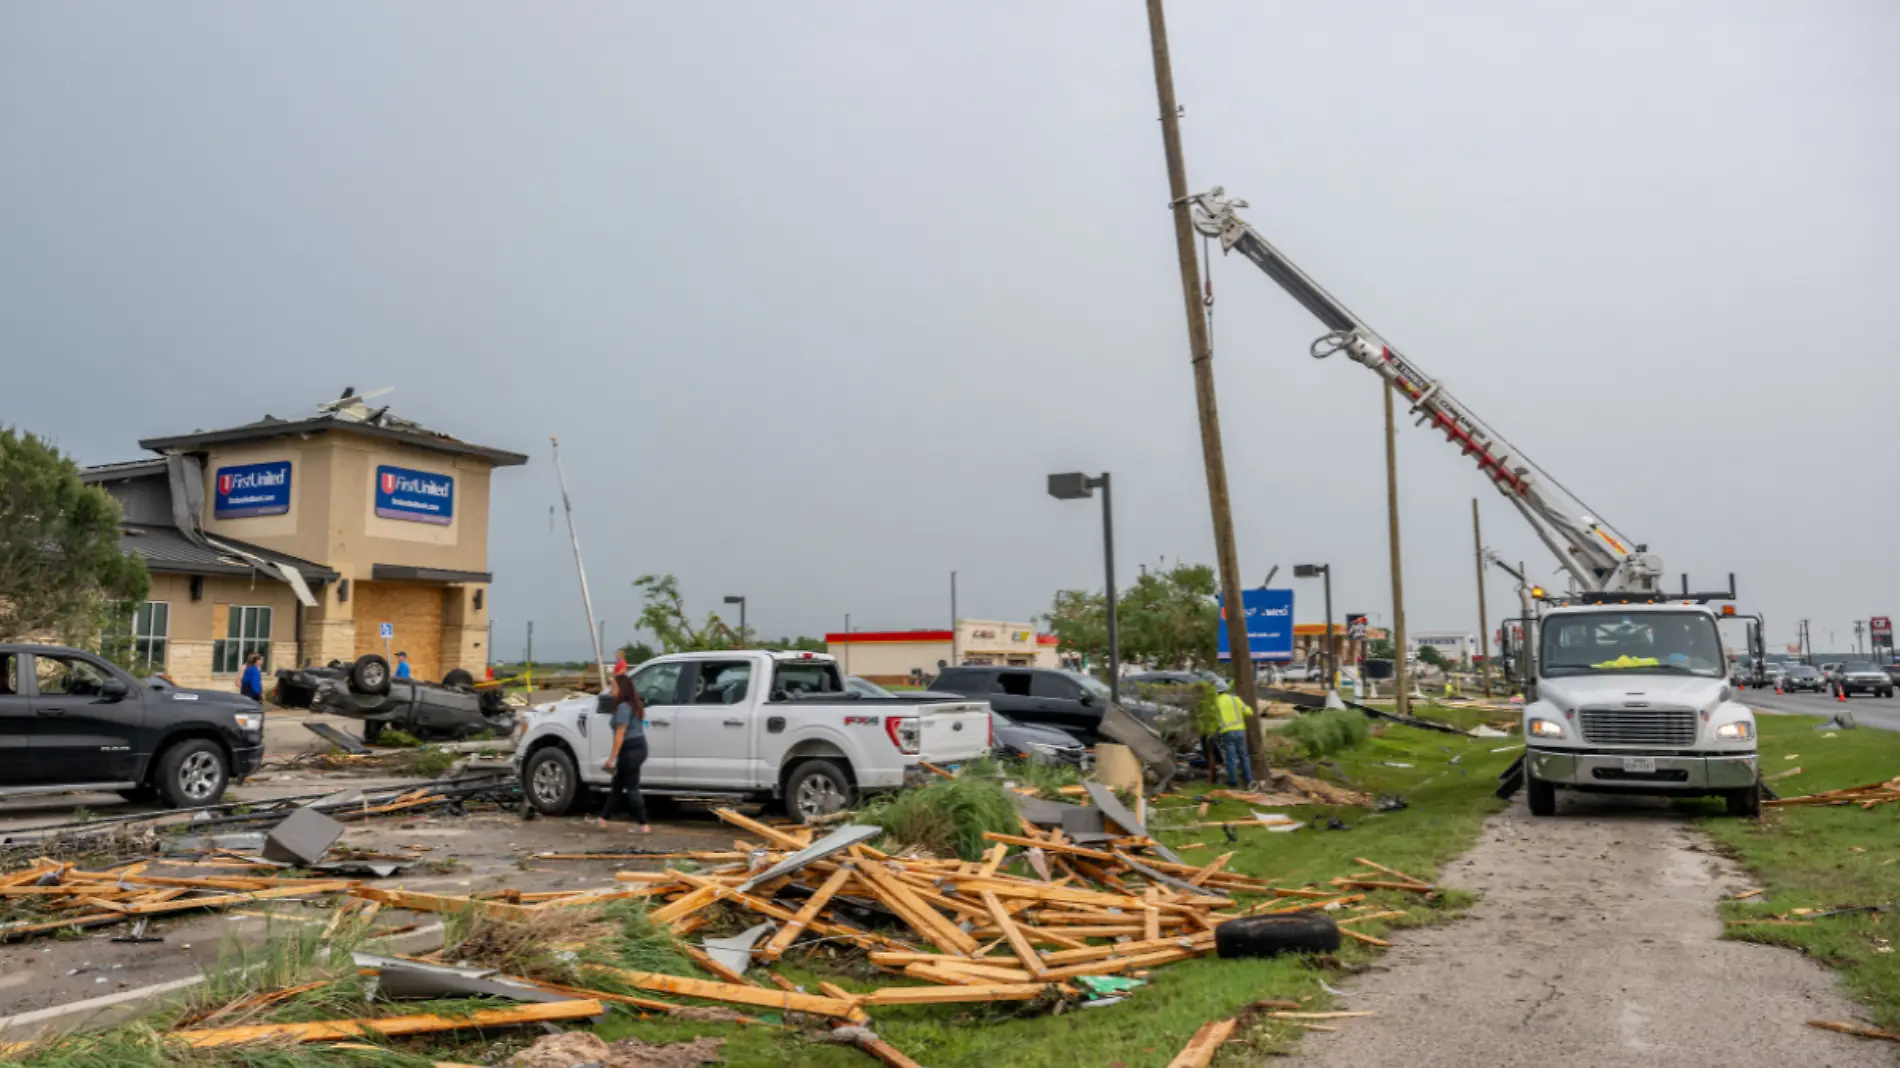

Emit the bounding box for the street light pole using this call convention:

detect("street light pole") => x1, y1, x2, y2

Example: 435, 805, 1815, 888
1293, 564, 1336, 694
1048, 472, 1120, 705
950, 571, 959, 667
723, 596, 747, 646
1473, 498, 1492, 698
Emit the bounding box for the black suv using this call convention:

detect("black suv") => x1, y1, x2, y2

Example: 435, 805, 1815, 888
931, 666, 1123, 742
0, 644, 264, 807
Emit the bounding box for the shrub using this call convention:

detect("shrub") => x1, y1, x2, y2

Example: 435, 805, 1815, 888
1281, 708, 1371, 759
859, 776, 1020, 860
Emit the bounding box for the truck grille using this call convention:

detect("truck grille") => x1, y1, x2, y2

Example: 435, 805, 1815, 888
1576, 707, 1698, 747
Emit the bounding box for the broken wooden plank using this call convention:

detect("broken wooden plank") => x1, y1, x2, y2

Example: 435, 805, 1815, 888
1807, 1020, 1900, 1043
979, 890, 1048, 978
713, 808, 808, 850
861, 982, 1052, 1006
581, 964, 858, 1018
760, 863, 855, 962
1350, 857, 1430, 888
1336, 926, 1391, 947
350, 887, 536, 923
174, 999, 604, 1047
854, 858, 979, 956
1166, 1018, 1237, 1068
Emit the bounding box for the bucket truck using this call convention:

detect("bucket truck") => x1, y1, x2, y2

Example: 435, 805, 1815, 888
1186, 188, 1763, 816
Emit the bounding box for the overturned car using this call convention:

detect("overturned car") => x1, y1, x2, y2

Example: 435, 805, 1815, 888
310, 654, 516, 742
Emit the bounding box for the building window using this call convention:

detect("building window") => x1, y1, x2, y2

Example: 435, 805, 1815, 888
131, 601, 169, 669
214, 605, 272, 674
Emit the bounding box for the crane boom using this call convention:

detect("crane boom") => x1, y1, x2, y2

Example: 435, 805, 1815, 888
1185, 187, 1663, 594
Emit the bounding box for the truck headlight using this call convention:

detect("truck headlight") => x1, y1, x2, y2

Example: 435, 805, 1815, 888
1715, 722, 1754, 741
1528, 717, 1565, 738
232, 712, 263, 734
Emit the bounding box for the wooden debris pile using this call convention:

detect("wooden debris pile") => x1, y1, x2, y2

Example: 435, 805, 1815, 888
1766, 775, 1900, 809
0, 857, 358, 942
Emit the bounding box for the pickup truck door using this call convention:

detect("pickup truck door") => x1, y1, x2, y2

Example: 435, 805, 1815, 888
671, 659, 757, 787
0, 653, 42, 786
625, 661, 689, 783
27, 652, 144, 784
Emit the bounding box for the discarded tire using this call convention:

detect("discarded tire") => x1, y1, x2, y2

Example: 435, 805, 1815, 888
351, 653, 392, 695
1214, 912, 1340, 958
441, 668, 476, 690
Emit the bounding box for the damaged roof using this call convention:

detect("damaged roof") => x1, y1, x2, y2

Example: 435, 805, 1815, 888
121, 524, 339, 583
138, 409, 528, 468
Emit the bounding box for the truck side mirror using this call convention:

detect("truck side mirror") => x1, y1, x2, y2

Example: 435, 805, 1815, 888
1078, 692, 1095, 707
100, 678, 129, 700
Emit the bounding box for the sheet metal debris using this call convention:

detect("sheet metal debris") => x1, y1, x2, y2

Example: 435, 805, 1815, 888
262, 807, 345, 867
1086, 781, 1182, 864
736, 824, 881, 893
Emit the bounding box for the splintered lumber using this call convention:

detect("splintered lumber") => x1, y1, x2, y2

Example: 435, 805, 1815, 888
920, 761, 957, 780
350, 887, 537, 923
1336, 927, 1392, 947
1040, 947, 1200, 980
761, 863, 855, 962
861, 982, 1052, 1006
1, 912, 129, 941
685, 944, 756, 987
1166, 1018, 1237, 1068
173, 999, 605, 1047
713, 807, 808, 849
1330, 878, 1435, 894
1807, 1020, 1900, 1043
518, 977, 776, 1023
1351, 857, 1430, 887
1039, 932, 1215, 966
1336, 910, 1408, 926
582, 964, 859, 1019
980, 890, 1048, 978
855, 858, 980, 956
647, 886, 721, 928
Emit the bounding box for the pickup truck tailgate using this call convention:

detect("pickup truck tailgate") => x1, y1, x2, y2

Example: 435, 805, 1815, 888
916, 701, 991, 763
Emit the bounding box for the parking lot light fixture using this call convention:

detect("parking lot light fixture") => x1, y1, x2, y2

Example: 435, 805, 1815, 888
1048, 472, 1119, 705
1293, 563, 1338, 700
723, 596, 746, 645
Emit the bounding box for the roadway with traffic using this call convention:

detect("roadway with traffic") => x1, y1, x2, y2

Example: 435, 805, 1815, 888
1744, 687, 1900, 733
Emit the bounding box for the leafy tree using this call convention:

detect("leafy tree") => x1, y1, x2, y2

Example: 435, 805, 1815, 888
1416, 645, 1449, 670
633, 574, 743, 652
617, 640, 659, 666
0, 428, 148, 645
1046, 562, 1220, 671
1366, 638, 1396, 660
768, 635, 828, 653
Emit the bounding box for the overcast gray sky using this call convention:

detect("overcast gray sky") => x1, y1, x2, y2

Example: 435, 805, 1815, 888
5, 2, 1896, 660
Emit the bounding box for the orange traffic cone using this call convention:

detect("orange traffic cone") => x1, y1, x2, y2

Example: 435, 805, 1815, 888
1776, 683, 1783, 694
1838, 685, 1847, 703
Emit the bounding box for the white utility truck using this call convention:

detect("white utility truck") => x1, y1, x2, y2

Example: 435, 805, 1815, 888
1184, 188, 1764, 815
514, 650, 992, 821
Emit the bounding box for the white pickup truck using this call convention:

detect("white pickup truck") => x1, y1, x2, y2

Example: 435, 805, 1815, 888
513, 650, 992, 821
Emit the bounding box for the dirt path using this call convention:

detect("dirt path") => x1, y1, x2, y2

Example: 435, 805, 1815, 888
1293, 794, 1888, 1068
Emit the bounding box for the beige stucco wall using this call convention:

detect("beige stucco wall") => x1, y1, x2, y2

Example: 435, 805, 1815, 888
827, 639, 952, 681
141, 571, 303, 691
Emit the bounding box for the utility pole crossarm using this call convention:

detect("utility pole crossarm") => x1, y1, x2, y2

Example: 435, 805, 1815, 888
1182, 189, 1657, 595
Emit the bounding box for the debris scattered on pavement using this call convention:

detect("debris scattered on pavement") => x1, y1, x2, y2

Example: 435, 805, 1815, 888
1730, 887, 1765, 900
1807, 1019, 1900, 1043
1166, 1017, 1237, 1068
1765, 776, 1900, 809
509, 1031, 726, 1068
262, 806, 346, 866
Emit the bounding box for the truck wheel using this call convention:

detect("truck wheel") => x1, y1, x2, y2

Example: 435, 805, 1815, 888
525, 746, 580, 816
1884, 688, 1895, 700
1215, 913, 1341, 958
1726, 785, 1762, 818
117, 785, 157, 804
351, 654, 391, 695
156, 739, 229, 808
784, 760, 854, 821
1527, 775, 1558, 817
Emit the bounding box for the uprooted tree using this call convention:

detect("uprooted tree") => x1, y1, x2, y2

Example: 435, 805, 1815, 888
0, 426, 149, 644
1046, 562, 1219, 671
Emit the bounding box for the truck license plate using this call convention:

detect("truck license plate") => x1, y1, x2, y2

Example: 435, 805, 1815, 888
1622, 756, 1657, 773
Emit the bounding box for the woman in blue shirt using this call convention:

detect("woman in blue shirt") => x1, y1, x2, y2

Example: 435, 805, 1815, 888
598, 673, 650, 833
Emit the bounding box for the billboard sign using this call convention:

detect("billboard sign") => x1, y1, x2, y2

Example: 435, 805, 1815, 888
1216, 588, 1295, 662
1346, 613, 1369, 641
1873, 617, 1892, 642
375, 465, 455, 525
213, 461, 292, 519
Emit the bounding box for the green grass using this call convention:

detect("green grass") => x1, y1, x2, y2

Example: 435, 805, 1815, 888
858, 775, 1022, 861
1279, 708, 1371, 759
393, 746, 458, 779
1700, 712, 1900, 1033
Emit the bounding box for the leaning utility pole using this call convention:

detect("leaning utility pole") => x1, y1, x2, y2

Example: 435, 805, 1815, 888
1473, 498, 1491, 697
1383, 383, 1410, 715
1144, 0, 1262, 771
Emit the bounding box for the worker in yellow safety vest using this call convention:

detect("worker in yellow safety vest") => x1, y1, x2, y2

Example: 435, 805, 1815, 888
1213, 691, 1253, 788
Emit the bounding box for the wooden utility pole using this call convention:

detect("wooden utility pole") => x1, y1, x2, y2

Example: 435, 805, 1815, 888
1383, 383, 1410, 715
1144, 0, 1262, 771
1473, 498, 1491, 697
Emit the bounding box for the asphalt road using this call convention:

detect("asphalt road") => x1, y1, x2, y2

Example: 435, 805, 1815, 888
1294, 793, 1889, 1067
1742, 687, 1900, 733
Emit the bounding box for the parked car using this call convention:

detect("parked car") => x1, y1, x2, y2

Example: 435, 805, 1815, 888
1782, 664, 1826, 692
1728, 661, 1752, 688
515, 651, 992, 821
1125, 670, 1226, 692
0, 643, 263, 807
1835, 662, 1894, 698
1884, 664, 1900, 686
310, 653, 512, 742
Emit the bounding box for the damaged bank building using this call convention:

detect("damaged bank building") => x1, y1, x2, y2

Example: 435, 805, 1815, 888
82, 392, 526, 690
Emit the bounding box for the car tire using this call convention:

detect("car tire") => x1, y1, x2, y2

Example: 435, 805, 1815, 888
442, 668, 476, 690
1214, 913, 1341, 958
1726, 784, 1763, 818
524, 745, 581, 816
783, 759, 855, 821
1527, 775, 1557, 817
1885, 688, 1895, 700
351, 654, 392, 696
155, 739, 229, 808
117, 785, 157, 804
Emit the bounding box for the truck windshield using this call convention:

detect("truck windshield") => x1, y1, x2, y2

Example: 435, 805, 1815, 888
1540, 611, 1724, 678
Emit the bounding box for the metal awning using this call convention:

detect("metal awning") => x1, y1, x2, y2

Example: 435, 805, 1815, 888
371, 564, 492, 584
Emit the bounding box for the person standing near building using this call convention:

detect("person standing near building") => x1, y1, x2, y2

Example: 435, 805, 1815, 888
1213, 689, 1253, 788
599, 673, 650, 833
239, 652, 265, 702
613, 649, 628, 676
394, 652, 412, 680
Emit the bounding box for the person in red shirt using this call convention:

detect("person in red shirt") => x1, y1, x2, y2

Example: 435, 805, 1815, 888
612, 650, 628, 676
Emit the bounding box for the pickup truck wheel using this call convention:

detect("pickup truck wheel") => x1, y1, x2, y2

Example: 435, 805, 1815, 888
1215, 913, 1341, 958
785, 760, 854, 821
525, 746, 580, 816
156, 740, 229, 808
351, 654, 392, 696
1726, 785, 1763, 818
117, 786, 157, 804
1526, 775, 1557, 817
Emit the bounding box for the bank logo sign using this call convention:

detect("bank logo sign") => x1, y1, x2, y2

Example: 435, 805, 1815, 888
213, 461, 292, 519
375, 464, 454, 525
1216, 587, 1296, 662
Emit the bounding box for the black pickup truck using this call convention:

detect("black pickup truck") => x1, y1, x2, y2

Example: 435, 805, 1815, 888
0, 644, 264, 807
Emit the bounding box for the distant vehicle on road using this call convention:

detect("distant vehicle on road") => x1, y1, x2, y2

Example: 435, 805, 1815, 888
932, 665, 1164, 742
1820, 662, 1843, 683
1728, 662, 1752, 688
1782, 664, 1826, 692
515, 651, 991, 821
1761, 663, 1787, 689
1835, 663, 1894, 698
0, 643, 263, 807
